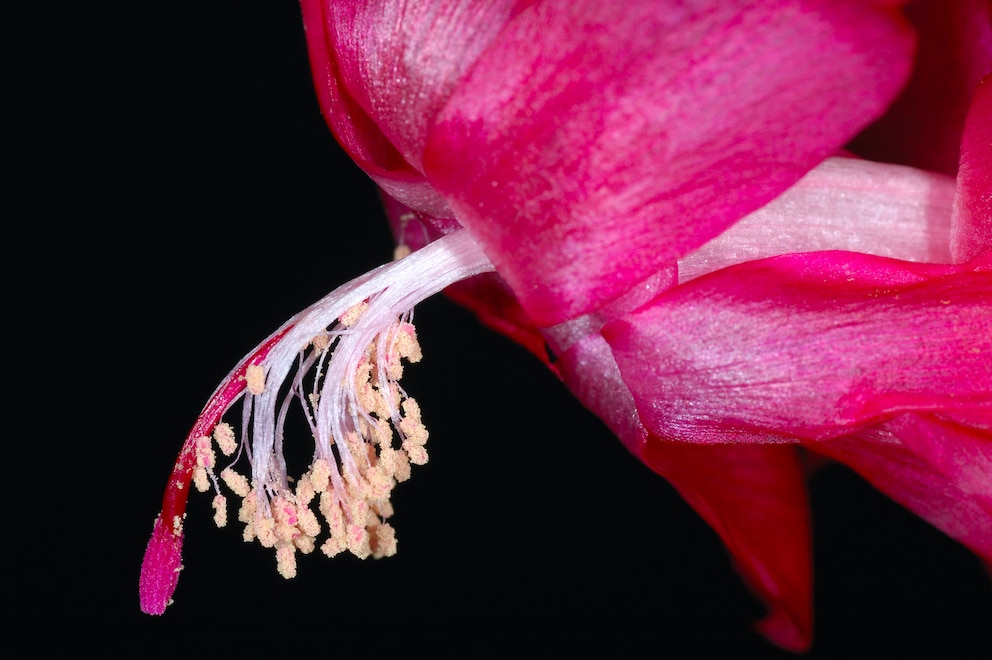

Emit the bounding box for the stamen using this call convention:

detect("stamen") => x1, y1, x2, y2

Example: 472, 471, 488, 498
140, 230, 495, 614
212, 495, 227, 528
213, 422, 237, 456
245, 364, 266, 395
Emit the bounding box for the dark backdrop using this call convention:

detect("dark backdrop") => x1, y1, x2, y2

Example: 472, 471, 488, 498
9, 2, 990, 655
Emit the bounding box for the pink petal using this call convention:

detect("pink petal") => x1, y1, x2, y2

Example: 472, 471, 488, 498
556, 334, 813, 651
811, 415, 992, 561
301, 0, 521, 217
642, 441, 814, 653
679, 157, 956, 282
889, 412, 992, 512
849, 0, 992, 175
951, 74, 992, 263
603, 253, 992, 444
555, 333, 649, 457
300, 0, 443, 215
316, 0, 521, 175
425, 0, 915, 325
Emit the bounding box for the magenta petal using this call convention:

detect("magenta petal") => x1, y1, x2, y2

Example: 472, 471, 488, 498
301, 0, 525, 217
425, 0, 915, 325
603, 253, 992, 444
849, 0, 992, 174
300, 0, 448, 215
556, 335, 812, 651
812, 416, 992, 561
316, 0, 521, 174
890, 412, 992, 512
951, 75, 992, 263
643, 441, 813, 652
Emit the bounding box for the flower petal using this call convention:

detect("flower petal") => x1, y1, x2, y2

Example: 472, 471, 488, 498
849, 0, 992, 174
951, 74, 992, 263
603, 253, 992, 444
811, 415, 992, 561
312, 0, 520, 174
556, 335, 813, 651
890, 412, 992, 513
642, 441, 814, 653
679, 157, 956, 282
300, 0, 522, 216
425, 0, 915, 325
300, 0, 443, 214
555, 333, 648, 457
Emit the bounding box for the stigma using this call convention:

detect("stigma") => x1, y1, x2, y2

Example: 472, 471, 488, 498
140, 230, 495, 614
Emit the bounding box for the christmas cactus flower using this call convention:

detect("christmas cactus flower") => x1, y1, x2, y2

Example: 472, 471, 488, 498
141, 0, 991, 651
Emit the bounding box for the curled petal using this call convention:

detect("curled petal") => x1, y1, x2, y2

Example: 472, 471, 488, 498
426, 0, 915, 325
951, 74, 992, 263
603, 253, 992, 444
315, 0, 521, 175
302, 0, 524, 216
556, 335, 813, 651
301, 0, 441, 214
679, 157, 956, 282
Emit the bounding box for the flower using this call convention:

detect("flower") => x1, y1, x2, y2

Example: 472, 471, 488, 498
141, 0, 991, 651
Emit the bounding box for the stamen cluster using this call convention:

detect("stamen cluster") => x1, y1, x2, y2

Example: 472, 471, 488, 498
141, 230, 496, 615
191, 307, 429, 579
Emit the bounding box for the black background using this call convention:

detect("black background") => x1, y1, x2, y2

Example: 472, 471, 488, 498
10, 2, 990, 655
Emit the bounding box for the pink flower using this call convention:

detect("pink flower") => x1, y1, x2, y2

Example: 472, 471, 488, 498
141, 0, 991, 650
